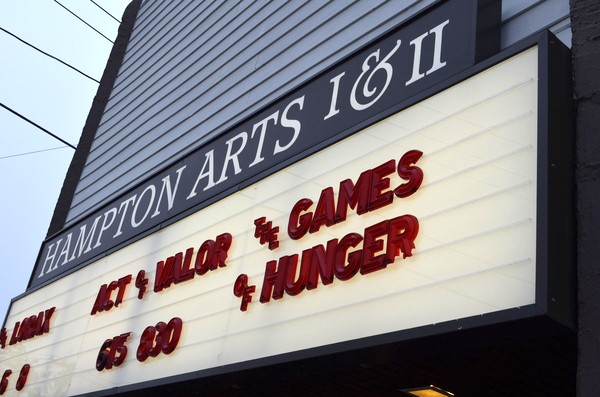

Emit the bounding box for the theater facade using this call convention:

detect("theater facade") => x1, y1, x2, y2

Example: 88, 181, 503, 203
3, 0, 596, 395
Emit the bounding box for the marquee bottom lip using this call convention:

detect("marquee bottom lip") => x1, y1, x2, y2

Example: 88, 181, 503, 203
72, 305, 570, 397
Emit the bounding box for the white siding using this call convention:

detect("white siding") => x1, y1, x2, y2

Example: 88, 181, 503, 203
65, 0, 571, 225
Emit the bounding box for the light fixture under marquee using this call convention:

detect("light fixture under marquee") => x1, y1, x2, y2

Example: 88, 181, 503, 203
402, 385, 455, 397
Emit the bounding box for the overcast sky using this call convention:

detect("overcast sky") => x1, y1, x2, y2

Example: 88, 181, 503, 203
0, 0, 131, 324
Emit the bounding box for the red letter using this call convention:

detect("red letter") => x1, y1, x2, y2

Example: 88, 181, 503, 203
42, 307, 56, 334
0, 328, 6, 348
33, 312, 44, 336
91, 284, 108, 315
114, 275, 132, 307
386, 214, 419, 261
395, 150, 423, 198
288, 198, 313, 240
307, 239, 337, 290
15, 364, 30, 391
135, 270, 148, 299
361, 220, 389, 275
178, 247, 196, 283
154, 261, 166, 292
162, 256, 179, 290
195, 239, 215, 276
284, 254, 309, 296
213, 232, 233, 269
103, 281, 119, 310
19, 315, 37, 341
335, 170, 372, 224
309, 187, 335, 234
369, 160, 395, 211
96, 339, 112, 371
9, 322, 20, 345
162, 317, 183, 354
136, 326, 155, 362
335, 233, 363, 281
0, 369, 12, 394
259, 260, 285, 303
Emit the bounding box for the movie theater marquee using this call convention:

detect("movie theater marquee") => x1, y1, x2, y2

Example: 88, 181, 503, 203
1, 1, 563, 395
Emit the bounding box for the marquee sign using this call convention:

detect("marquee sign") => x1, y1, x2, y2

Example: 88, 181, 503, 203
2, 0, 575, 395
29, 0, 499, 289
2, 42, 556, 395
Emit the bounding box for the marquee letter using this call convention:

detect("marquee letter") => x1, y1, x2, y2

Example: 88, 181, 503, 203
324, 72, 345, 120
274, 95, 305, 154
249, 111, 279, 167
151, 165, 187, 218
187, 150, 216, 199
216, 132, 248, 184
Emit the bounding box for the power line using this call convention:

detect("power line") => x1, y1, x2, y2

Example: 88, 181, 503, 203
0, 102, 77, 149
90, 0, 121, 23
0, 27, 100, 83
53, 0, 114, 44
0, 146, 68, 160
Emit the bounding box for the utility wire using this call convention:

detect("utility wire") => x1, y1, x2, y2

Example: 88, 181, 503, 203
90, 0, 121, 23
53, 0, 114, 43
0, 146, 68, 160
0, 27, 100, 83
0, 102, 77, 149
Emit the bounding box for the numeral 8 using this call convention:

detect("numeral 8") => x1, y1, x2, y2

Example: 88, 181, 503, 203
136, 317, 182, 362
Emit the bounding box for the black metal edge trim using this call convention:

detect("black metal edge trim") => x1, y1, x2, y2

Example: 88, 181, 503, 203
540, 32, 576, 328
536, 32, 550, 315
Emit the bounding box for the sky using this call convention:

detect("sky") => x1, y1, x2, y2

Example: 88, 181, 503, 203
0, 0, 131, 324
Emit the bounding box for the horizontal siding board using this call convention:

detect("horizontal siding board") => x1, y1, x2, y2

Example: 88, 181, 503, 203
94, 1, 277, 154
100, 1, 237, 137
120, 0, 182, 61
501, 0, 542, 21
253, 0, 377, 70
107, 1, 237, 111
501, 0, 570, 47
115, 0, 180, 77
243, 0, 440, 109
65, 0, 571, 224
116, 0, 194, 72
96, 1, 192, 126
551, 17, 572, 46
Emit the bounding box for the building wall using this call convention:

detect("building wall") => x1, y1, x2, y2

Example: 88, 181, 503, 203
571, 0, 600, 395
64, 0, 572, 226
